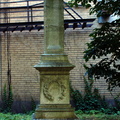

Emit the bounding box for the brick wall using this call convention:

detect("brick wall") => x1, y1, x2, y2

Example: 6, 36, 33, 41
64, 28, 120, 100
1, 28, 119, 102
0, 0, 119, 111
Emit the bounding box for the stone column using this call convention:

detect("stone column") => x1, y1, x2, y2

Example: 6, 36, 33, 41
33, 0, 77, 119
44, 0, 64, 54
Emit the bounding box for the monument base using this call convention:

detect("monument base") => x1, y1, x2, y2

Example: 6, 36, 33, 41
33, 104, 77, 119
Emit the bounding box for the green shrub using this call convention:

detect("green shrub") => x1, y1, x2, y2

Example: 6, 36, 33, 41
71, 77, 120, 115
2, 84, 13, 113
71, 77, 108, 111
75, 110, 120, 120
31, 97, 36, 112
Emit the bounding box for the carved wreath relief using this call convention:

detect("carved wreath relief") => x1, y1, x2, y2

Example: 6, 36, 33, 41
43, 80, 66, 101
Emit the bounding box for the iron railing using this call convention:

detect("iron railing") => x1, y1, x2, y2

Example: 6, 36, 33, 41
0, 0, 95, 32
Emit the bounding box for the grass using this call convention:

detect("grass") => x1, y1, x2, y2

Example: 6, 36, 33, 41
0, 113, 31, 120
77, 114, 120, 120
76, 110, 120, 120
0, 112, 120, 120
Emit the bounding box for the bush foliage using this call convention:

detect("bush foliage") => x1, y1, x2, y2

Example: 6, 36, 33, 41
71, 78, 108, 111
71, 77, 120, 114
69, 0, 120, 91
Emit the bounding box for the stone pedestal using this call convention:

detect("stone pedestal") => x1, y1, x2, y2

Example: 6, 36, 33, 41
33, 54, 77, 119
33, 0, 77, 119
34, 104, 76, 119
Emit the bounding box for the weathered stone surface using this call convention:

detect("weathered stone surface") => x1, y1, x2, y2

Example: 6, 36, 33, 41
33, 106, 77, 119
33, 0, 77, 119
44, 0, 64, 54
40, 75, 69, 104
33, 119, 78, 120
33, 65, 77, 119
34, 54, 75, 68
32, 113, 78, 120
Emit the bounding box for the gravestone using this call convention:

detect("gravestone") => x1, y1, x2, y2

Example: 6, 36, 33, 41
33, 0, 77, 119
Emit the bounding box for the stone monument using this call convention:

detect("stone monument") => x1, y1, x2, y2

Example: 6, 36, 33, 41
33, 0, 77, 119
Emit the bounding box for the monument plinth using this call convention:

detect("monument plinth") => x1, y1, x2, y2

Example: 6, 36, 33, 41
33, 0, 77, 119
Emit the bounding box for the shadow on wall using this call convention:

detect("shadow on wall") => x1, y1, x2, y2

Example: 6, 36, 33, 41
0, 33, 2, 101
0, 98, 38, 113
12, 99, 39, 113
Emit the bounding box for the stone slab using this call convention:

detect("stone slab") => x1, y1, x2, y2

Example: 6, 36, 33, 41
32, 114, 79, 120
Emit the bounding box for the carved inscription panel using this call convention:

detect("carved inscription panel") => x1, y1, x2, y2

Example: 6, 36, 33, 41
43, 80, 66, 101
40, 75, 70, 104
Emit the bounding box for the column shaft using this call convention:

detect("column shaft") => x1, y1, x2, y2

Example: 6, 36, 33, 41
44, 0, 64, 54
